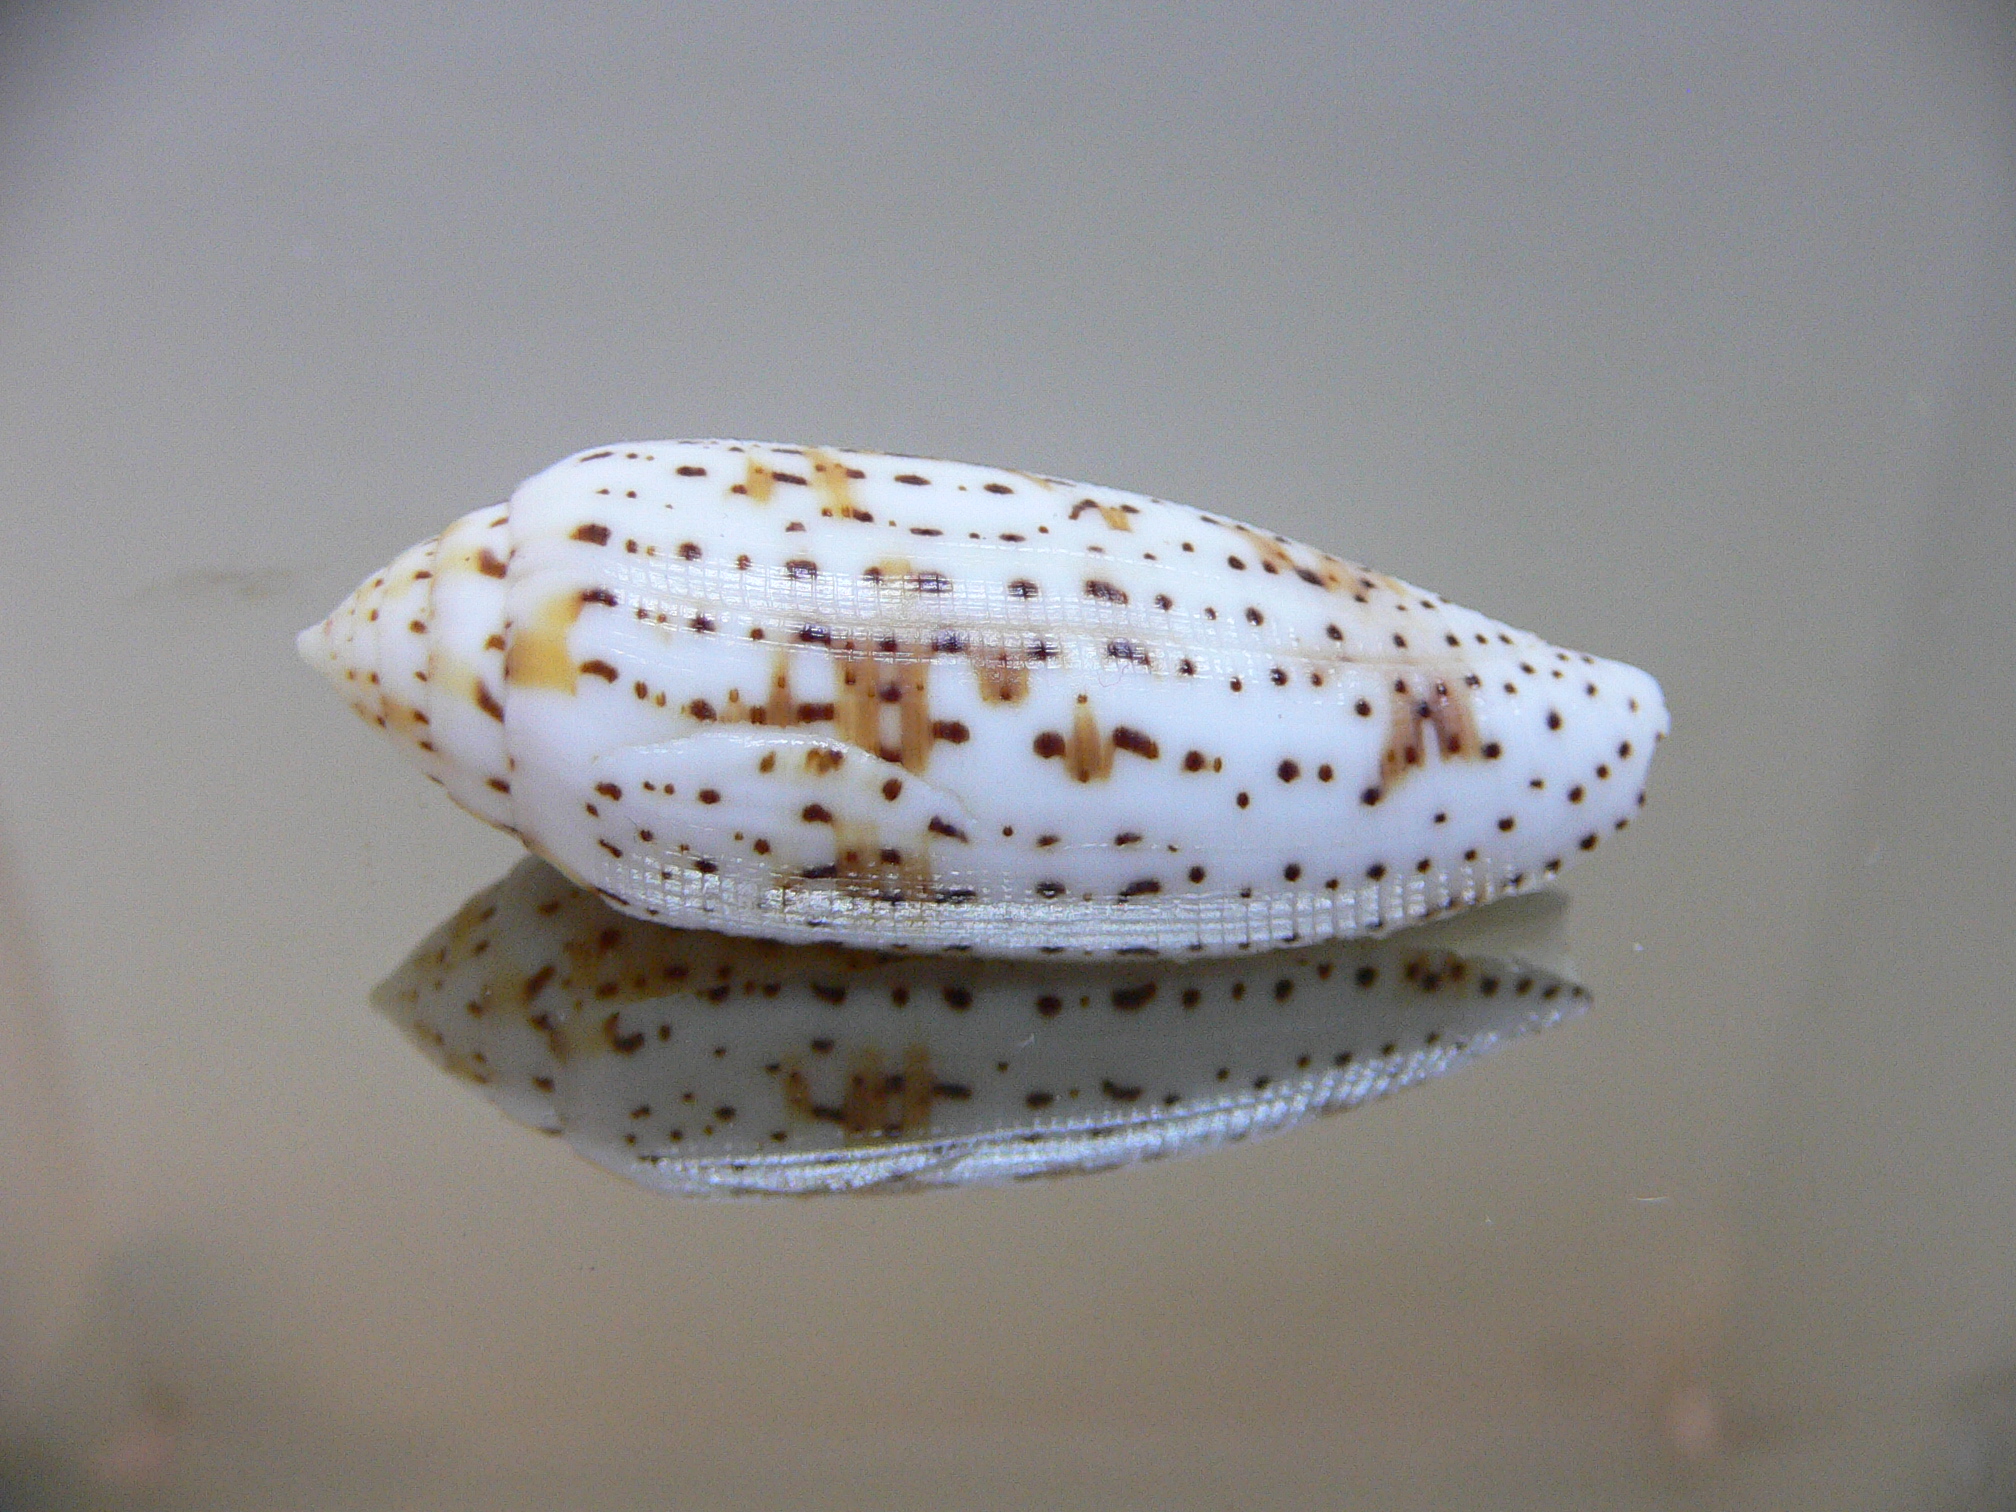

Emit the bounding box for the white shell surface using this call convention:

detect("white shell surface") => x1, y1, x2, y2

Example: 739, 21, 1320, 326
303, 440, 1668, 956
375, 860, 1588, 1197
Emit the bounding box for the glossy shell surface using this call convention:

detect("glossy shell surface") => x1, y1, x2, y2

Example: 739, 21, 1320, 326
377, 860, 1588, 1196
304, 440, 1667, 956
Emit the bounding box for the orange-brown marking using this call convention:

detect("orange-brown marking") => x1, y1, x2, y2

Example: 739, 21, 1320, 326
1228, 522, 1368, 592
832, 645, 936, 773
381, 695, 430, 744
809, 818, 935, 902
806, 447, 873, 521
1380, 672, 1482, 789
1032, 701, 1163, 782
1070, 497, 1134, 532
780, 1042, 937, 1141
504, 591, 588, 693
972, 645, 1031, 704
1067, 702, 1115, 782
739, 453, 776, 503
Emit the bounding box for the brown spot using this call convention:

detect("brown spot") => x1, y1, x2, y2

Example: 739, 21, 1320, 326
475, 548, 508, 579
580, 586, 618, 608
602, 1014, 645, 1055
1111, 983, 1156, 1010
786, 558, 819, 579
894, 473, 930, 486
1119, 878, 1162, 897
1083, 578, 1128, 604
579, 659, 618, 682
1112, 726, 1159, 760
571, 523, 611, 546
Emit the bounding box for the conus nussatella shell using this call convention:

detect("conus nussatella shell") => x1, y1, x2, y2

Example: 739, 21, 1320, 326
377, 860, 1587, 1196
303, 441, 1666, 956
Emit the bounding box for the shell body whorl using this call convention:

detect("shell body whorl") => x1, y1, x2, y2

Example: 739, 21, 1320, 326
302, 440, 1667, 956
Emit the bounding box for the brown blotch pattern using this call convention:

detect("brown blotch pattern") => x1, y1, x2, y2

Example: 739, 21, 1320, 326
1380, 673, 1481, 790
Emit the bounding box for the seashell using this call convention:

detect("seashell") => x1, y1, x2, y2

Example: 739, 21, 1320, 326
303, 441, 1667, 956
376, 859, 1588, 1196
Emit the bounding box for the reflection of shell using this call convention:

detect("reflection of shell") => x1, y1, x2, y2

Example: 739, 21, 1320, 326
375, 860, 1588, 1196
305, 440, 1666, 955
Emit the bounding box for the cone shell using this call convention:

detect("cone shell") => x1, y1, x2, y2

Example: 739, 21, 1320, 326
303, 441, 1667, 956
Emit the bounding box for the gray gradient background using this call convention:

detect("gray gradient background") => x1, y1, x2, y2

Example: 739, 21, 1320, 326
1, 2, 2013, 1507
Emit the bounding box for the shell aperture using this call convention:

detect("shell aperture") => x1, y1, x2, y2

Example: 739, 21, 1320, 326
376, 860, 1588, 1196
304, 440, 1667, 956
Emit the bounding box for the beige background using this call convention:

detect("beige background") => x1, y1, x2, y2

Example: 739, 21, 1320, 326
1, 3, 2012, 1507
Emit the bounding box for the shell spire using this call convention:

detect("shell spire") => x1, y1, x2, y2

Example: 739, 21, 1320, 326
302, 441, 1667, 956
